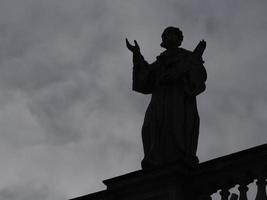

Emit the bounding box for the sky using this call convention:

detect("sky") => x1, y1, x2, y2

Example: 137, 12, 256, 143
0, 0, 267, 199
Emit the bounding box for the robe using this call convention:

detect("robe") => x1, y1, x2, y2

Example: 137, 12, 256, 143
132, 47, 207, 169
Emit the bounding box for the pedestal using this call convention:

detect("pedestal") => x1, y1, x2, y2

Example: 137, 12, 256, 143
71, 163, 195, 200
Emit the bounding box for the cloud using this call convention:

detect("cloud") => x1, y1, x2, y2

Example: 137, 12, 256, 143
0, 182, 64, 200
0, 0, 266, 199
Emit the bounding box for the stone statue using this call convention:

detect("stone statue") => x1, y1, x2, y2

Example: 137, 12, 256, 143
126, 27, 207, 169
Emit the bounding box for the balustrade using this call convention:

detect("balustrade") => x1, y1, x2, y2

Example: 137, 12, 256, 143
70, 144, 267, 200
193, 144, 267, 200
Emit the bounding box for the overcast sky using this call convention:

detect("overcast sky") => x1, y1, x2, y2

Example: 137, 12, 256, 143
0, 0, 267, 199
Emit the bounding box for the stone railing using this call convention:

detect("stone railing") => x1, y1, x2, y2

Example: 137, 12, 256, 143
70, 144, 267, 200
70, 191, 108, 200
192, 143, 267, 200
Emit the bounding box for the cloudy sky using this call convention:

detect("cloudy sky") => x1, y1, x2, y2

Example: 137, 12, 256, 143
0, 0, 267, 199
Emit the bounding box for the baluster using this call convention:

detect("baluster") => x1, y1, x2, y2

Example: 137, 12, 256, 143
220, 188, 230, 200
238, 184, 248, 200
230, 193, 239, 200
255, 177, 267, 200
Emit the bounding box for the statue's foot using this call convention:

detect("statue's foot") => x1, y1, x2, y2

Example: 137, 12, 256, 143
185, 155, 199, 165
141, 160, 158, 170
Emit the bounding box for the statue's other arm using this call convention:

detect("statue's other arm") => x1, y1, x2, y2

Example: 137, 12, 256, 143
188, 40, 207, 96
175, 46, 207, 96
184, 59, 207, 96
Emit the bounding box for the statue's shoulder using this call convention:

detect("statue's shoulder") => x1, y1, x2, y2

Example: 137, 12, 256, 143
178, 48, 193, 56
156, 50, 167, 61
156, 48, 193, 61
158, 50, 167, 57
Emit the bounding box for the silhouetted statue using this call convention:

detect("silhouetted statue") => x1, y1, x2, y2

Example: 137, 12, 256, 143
126, 27, 207, 169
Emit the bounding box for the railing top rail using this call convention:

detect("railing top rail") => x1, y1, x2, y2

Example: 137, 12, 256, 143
70, 190, 107, 200
195, 143, 267, 174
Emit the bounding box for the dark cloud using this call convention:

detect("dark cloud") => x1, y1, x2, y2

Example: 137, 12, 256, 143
0, 0, 266, 199
0, 183, 63, 200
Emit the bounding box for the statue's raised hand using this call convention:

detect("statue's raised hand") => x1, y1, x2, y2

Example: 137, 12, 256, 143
199, 40, 206, 49
126, 38, 140, 55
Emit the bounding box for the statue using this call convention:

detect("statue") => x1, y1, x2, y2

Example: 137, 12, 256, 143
126, 27, 207, 169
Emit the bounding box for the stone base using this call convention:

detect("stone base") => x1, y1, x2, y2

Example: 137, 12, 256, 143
70, 162, 195, 200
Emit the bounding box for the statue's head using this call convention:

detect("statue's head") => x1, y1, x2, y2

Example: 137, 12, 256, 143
160, 26, 183, 49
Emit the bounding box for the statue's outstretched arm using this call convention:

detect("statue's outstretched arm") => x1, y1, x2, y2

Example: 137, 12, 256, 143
126, 38, 140, 55
126, 39, 155, 94
126, 38, 147, 67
